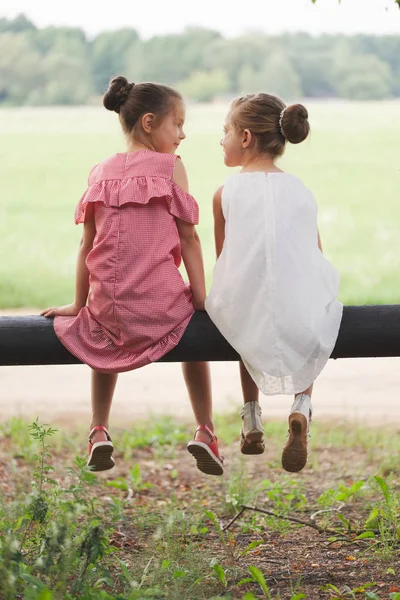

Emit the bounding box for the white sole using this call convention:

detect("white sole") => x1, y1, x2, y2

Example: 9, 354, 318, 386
87, 441, 115, 472
187, 441, 224, 476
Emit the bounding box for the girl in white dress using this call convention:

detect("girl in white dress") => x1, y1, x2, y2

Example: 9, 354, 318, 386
204, 93, 343, 473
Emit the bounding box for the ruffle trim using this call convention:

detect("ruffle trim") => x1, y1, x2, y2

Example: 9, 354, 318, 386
74, 176, 199, 225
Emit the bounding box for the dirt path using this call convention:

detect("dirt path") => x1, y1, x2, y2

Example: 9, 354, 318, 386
1, 309, 399, 428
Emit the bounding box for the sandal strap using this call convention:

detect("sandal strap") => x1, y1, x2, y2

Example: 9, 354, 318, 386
195, 424, 217, 442
194, 425, 224, 463
89, 425, 112, 444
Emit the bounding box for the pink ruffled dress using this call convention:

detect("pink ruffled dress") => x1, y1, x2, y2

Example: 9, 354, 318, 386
54, 150, 199, 373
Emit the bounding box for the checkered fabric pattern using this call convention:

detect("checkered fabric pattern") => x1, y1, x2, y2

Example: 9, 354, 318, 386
54, 150, 199, 373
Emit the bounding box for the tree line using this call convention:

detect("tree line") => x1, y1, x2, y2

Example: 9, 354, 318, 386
1, 14, 400, 106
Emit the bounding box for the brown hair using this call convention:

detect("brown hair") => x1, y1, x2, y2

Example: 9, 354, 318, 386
103, 76, 182, 136
229, 93, 310, 158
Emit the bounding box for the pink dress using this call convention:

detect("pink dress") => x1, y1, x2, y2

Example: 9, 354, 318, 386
54, 150, 199, 374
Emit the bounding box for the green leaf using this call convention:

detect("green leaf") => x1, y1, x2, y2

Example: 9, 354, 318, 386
173, 570, 186, 579
353, 582, 376, 592
374, 475, 390, 504
199, 527, 209, 534
130, 463, 141, 484
248, 565, 271, 598
355, 531, 376, 539
106, 477, 129, 491
212, 563, 227, 586
237, 577, 254, 585
13, 515, 30, 531
387, 567, 396, 575
90, 519, 101, 528
291, 595, 307, 600
162, 559, 171, 569
364, 507, 380, 529
336, 480, 364, 500
337, 513, 350, 530
36, 590, 53, 600
321, 583, 341, 593
239, 540, 264, 556
205, 509, 217, 524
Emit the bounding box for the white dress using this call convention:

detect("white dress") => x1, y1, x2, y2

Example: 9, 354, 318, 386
205, 172, 343, 395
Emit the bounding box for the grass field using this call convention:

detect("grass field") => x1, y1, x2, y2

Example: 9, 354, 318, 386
2, 415, 400, 599
1, 101, 399, 308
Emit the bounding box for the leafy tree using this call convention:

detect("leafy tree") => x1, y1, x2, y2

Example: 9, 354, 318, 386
347, 35, 400, 96
237, 51, 303, 99
0, 13, 36, 34
177, 69, 230, 101
238, 65, 261, 94
286, 33, 336, 97
203, 33, 277, 92
332, 41, 392, 100
91, 29, 139, 94
335, 54, 392, 100
28, 53, 93, 105
125, 27, 221, 86
0, 14, 399, 105
0, 33, 41, 104
31, 26, 87, 55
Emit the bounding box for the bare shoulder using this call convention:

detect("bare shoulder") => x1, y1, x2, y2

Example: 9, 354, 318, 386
172, 157, 189, 193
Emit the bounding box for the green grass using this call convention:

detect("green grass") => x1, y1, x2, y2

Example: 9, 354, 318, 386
1, 101, 400, 308
2, 416, 400, 599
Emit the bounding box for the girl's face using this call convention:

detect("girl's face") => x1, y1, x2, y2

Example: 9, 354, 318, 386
151, 100, 186, 154
220, 116, 244, 167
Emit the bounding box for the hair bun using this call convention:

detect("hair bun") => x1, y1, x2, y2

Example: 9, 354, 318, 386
280, 103, 310, 144
103, 76, 134, 114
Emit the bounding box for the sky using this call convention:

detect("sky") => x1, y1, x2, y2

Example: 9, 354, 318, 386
1, 0, 399, 38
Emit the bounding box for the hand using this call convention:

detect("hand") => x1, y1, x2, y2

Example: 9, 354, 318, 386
41, 303, 82, 318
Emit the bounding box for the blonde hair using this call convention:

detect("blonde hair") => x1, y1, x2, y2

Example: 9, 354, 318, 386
230, 93, 310, 158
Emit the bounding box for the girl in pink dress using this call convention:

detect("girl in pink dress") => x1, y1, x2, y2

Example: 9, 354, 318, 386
42, 76, 224, 475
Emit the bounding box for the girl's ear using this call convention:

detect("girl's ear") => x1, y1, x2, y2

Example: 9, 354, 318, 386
242, 128, 252, 149
141, 113, 155, 133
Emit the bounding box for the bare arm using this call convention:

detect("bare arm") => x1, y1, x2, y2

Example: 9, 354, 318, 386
173, 158, 206, 311
213, 185, 225, 258
318, 229, 323, 252
176, 220, 206, 310
41, 203, 96, 317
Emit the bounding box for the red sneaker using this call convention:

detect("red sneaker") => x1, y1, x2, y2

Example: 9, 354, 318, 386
187, 425, 224, 476
87, 425, 115, 472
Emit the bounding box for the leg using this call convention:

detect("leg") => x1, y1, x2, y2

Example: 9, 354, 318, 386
298, 384, 313, 400
281, 384, 313, 473
240, 360, 259, 404
87, 369, 118, 472
239, 361, 264, 455
183, 361, 224, 476
181, 361, 213, 443
90, 370, 118, 443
